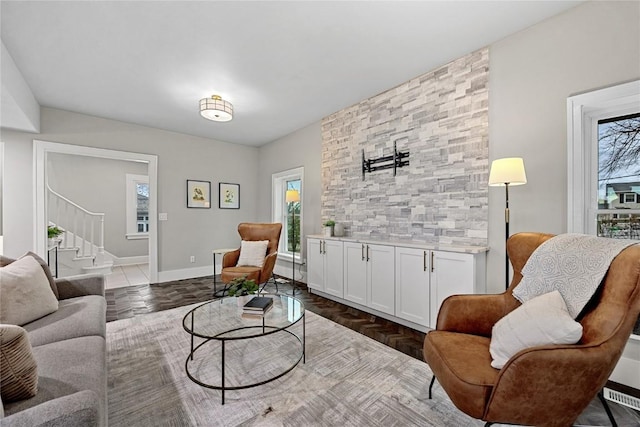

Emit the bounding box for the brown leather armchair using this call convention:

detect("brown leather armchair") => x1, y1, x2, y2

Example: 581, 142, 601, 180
220, 223, 282, 288
423, 232, 640, 427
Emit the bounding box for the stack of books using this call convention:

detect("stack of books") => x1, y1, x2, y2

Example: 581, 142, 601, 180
242, 296, 273, 318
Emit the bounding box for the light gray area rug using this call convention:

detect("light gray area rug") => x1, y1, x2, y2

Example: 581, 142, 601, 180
107, 303, 483, 426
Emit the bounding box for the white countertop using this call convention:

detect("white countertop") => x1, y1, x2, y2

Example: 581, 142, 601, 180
306, 234, 489, 254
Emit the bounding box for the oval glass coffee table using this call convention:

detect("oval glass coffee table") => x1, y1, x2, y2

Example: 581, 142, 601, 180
182, 294, 305, 404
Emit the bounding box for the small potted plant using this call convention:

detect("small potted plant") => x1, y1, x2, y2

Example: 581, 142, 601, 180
323, 220, 335, 237
47, 226, 63, 247
227, 276, 259, 305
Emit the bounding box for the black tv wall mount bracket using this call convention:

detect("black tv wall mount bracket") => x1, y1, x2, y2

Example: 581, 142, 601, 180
362, 139, 410, 180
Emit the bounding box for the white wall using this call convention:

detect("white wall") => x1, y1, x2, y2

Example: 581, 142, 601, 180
0, 40, 40, 132
257, 121, 322, 281
2, 107, 260, 280
489, 0, 640, 388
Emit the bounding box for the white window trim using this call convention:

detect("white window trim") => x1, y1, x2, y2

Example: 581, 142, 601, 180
126, 173, 149, 240
567, 81, 640, 343
272, 167, 304, 262
567, 80, 640, 235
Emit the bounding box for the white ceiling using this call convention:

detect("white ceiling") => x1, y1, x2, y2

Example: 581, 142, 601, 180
1, 1, 581, 146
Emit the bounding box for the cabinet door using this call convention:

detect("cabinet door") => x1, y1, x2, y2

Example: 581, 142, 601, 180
323, 239, 344, 297
395, 247, 430, 327
307, 238, 324, 291
430, 251, 475, 327
343, 242, 367, 305
367, 244, 395, 315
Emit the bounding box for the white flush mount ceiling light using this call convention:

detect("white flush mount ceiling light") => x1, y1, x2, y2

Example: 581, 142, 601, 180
199, 95, 233, 122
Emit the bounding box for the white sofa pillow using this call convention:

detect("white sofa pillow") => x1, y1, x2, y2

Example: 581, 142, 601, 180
489, 290, 583, 369
237, 240, 269, 268
0, 256, 59, 326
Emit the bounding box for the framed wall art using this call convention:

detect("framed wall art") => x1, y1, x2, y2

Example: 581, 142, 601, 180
187, 180, 211, 208
219, 182, 240, 209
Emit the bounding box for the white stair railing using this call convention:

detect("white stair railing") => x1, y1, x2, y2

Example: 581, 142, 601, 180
47, 184, 105, 263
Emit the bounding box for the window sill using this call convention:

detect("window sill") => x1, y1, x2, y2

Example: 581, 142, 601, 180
126, 233, 149, 240
278, 252, 302, 263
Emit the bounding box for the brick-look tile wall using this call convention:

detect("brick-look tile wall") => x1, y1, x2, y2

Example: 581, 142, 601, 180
320, 48, 489, 246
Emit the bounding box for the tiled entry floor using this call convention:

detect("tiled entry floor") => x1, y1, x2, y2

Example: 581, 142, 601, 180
106, 263, 149, 290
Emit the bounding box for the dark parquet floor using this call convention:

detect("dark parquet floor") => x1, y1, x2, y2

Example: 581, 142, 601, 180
105, 275, 640, 426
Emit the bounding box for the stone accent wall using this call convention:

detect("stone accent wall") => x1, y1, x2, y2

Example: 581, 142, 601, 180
321, 48, 489, 246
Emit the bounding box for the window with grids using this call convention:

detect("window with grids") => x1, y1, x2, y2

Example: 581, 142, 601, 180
126, 174, 149, 239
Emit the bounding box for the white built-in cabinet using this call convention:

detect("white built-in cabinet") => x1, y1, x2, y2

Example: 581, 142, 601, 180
395, 247, 430, 327
307, 236, 487, 331
343, 242, 367, 304
343, 242, 395, 315
366, 244, 395, 315
307, 238, 343, 297
429, 250, 483, 327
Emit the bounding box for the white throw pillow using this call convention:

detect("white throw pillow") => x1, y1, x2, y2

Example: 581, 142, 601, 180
236, 240, 269, 268
489, 290, 583, 369
0, 256, 59, 326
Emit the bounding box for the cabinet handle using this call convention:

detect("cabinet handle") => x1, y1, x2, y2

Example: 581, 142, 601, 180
319, 240, 323, 254
423, 251, 427, 271
366, 245, 370, 262
322, 241, 326, 254
431, 251, 435, 272
361, 244, 365, 261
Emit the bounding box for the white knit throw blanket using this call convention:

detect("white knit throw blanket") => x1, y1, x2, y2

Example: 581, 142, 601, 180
513, 233, 637, 318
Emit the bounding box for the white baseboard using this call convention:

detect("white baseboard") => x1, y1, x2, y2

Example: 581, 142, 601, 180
274, 262, 306, 282
610, 356, 640, 389
157, 262, 303, 285
310, 288, 429, 333
157, 266, 212, 284
113, 255, 149, 266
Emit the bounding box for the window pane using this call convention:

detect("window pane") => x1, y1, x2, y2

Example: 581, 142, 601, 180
286, 179, 301, 253
597, 113, 639, 240
597, 213, 640, 240
136, 183, 149, 233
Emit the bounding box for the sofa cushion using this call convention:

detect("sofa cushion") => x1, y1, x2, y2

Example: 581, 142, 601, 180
423, 331, 498, 419
3, 335, 106, 427
1, 390, 101, 427
237, 240, 268, 268
221, 266, 261, 284
490, 290, 583, 369
0, 256, 59, 326
0, 325, 38, 402
1, 252, 59, 299
23, 295, 106, 347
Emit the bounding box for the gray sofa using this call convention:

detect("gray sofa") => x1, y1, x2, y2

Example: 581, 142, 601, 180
1, 274, 107, 427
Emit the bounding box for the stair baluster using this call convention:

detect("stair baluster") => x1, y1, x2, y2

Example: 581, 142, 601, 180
46, 184, 105, 268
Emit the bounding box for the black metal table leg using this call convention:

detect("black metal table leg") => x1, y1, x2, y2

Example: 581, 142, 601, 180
190, 312, 194, 361
212, 252, 217, 297
221, 340, 225, 405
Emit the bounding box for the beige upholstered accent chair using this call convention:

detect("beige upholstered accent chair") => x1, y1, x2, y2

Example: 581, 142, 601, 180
423, 232, 640, 427
220, 222, 282, 289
